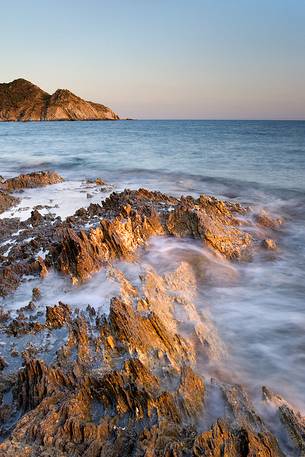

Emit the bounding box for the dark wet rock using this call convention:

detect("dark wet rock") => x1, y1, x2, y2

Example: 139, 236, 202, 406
19, 301, 36, 313
0, 260, 43, 297
30, 209, 44, 226
0, 306, 10, 322
66, 203, 105, 226
6, 318, 44, 337
0, 216, 59, 296
10, 347, 19, 358
0, 191, 20, 214
0, 356, 7, 371
0, 217, 22, 241
0, 266, 23, 297
86, 305, 96, 318
33, 203, 58, 211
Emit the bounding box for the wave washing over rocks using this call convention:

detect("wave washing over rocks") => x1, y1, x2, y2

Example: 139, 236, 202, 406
0, 170, 304, 456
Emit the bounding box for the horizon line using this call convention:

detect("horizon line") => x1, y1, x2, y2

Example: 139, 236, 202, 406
134, 118, 305, 122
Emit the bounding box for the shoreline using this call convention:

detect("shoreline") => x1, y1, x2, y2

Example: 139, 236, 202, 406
0, 170, 303, 455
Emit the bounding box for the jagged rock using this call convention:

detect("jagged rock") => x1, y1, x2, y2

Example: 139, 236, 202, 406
50, 189, 255, 284
0, 178, 290, 456
166, 195, 252, 259
263, 386, 305, 455
0, 260, 43, 297
193, 418, 283, 457
6, 318, 43, 336
30, 209, 44, 226
0, 265, 290, 456
18, 301, 36, 313
37, 256, 48, 278
52, 207, 164, 282
100, 295, 193, 370
0, 78, 119, 121
46, 302, 71, 329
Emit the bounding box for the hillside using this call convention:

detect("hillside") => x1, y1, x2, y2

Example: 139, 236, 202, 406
0, 79, 119, 121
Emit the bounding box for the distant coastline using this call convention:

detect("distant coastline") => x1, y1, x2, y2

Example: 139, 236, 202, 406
0, 78, 120, 122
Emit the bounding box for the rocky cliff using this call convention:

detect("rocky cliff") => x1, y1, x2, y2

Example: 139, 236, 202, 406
0, 79, 119, 121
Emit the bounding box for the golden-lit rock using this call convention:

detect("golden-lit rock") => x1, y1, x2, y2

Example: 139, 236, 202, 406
0, 79, 119, 121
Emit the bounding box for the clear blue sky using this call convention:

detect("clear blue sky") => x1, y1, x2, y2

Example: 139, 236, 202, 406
1, 0, 305, 119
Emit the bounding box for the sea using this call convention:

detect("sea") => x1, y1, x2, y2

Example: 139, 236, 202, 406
1, 119, 305, 413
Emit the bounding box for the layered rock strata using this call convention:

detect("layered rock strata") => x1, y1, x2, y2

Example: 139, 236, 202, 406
0, 171, 298, 456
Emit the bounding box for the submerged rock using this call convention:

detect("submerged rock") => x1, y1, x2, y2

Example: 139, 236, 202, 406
262, 238, 277, 250
255, 209, 283, 230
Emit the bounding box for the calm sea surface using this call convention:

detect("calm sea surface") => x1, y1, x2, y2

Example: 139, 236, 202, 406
1, 120, 305, 411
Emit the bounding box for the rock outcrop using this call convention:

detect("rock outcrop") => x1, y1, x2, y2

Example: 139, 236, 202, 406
0, 171, 64, 215
262, 386, 305, 455
50, 189, 253, 284
0, 170, 64, 192
0, 79, 119, 121
0, 171, 299, 456
0, 181, 280, 296
0, 264, 291, 456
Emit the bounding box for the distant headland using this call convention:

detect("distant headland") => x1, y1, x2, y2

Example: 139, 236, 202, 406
0, 78, 119, 121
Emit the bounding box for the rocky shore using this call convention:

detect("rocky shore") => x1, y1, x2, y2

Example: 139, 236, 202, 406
0, 171, 303, 456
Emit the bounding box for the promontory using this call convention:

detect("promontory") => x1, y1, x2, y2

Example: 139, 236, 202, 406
0, 78, 119, 121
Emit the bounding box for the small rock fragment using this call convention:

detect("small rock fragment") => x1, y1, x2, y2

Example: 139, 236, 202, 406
262, 238, 277, 250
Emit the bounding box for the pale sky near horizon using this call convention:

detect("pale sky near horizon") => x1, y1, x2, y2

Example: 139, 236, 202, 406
1, 0, 305, 119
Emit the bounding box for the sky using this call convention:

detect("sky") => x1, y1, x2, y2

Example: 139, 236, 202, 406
1, 0, 305, 119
